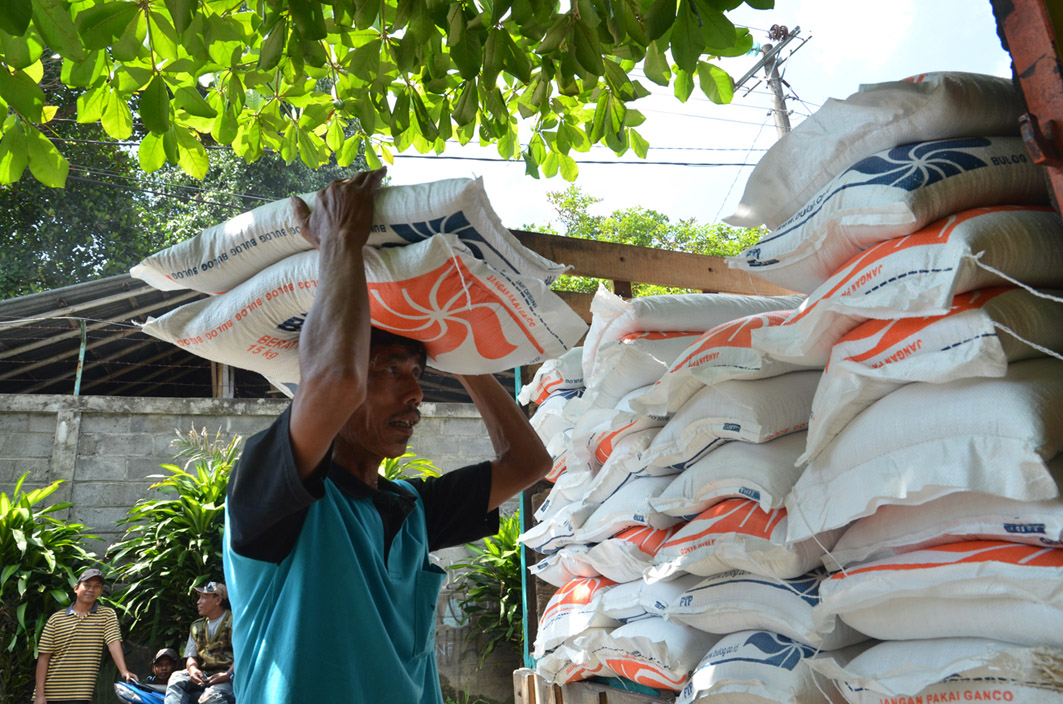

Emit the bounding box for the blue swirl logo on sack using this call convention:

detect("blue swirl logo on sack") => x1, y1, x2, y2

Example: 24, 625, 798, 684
390, 211, 520, 275
846, 137, 991, 190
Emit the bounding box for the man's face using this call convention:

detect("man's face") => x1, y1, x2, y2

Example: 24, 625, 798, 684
153, 656, 177, 681
340, 343, 424, 462
196, 591, 222, 616
73, 577, 103, 605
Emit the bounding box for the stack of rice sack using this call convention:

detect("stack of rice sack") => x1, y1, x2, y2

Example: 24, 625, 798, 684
725, 71, 1063, 703
521, 287, 879, 698
129, 177, 588, 379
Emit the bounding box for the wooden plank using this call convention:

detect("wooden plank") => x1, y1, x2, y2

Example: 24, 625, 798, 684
512, 230, 797, 296
514, 668, 537, 704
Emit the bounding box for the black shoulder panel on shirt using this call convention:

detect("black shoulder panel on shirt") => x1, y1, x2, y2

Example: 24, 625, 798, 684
411, 461, 500, 551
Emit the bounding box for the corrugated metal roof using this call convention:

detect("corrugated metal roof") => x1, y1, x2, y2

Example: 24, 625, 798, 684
0, 274, 505, 402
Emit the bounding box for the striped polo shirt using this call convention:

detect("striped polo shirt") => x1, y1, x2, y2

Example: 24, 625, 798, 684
37, 602, 121, 701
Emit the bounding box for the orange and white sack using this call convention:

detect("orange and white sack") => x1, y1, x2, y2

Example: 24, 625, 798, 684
533, 576, 619, 657
518, 346, 584, 406
666, 569, 866, 651
576, 617, 720, 691
520, 500, 595, 555
629, 310, 813, 418
816, 540, 1063, 646
535, 634, 618, 684
803, 287, 1063, 463
730, 136, 1047, 293
649, 433, 807, 519
583, 331, 705, 410
574, 476, 680, 545
643, 371, 820, 471
531, 525, 680, 587
786, 358, 1063, 542
649, 499, 840, 582
826, 485, 1063, 569
678, 631, 850, 704
809, 637, 1063, 704
581, 286, 804, 383
141, 234, 587, 378
751, 206, 1063, 367
132, 177, 566, 294
726, 72, 1023, 230
568, 393, 665, 475
582, 428, 671, 509
600, 574, 703, 623
534, 462, 591, 523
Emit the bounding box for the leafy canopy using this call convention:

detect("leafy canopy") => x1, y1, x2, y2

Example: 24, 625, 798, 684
537, 184, 764, 295
0, 0, 772, 189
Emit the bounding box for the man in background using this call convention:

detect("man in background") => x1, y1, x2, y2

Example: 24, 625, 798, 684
164, 582, 233, 704
35, 567, 138, 704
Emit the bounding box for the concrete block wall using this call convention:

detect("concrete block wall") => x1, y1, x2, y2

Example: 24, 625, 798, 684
0, 394, 493, 550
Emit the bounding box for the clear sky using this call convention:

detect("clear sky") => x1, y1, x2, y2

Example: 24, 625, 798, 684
384, 0, 1014, 233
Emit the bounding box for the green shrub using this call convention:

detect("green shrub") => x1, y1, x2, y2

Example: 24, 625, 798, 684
379, 447, 442, 481
451, 511, 524, 666
106, 427, 240, 651
0, 474, 99, 704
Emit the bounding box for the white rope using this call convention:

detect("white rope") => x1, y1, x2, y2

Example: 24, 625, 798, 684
994, 323, 1063, 363
972, 258, 1063, 304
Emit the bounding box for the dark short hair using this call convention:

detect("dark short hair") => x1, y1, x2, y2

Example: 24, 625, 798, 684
370, 327, 427, 368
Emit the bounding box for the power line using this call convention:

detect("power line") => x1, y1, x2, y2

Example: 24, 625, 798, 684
64, 174, 246, 212
68, 164, 274, 204
713, 114, 773, 223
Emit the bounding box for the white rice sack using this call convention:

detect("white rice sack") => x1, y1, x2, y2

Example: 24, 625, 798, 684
826, 484, 1063, 569
726, 72, 1023, 230
530, 546, 599, 588
643, 371, 820, 471
730, 136, 1047, 293
534, 576, 619, 657
574, 476, 680, 545
582, 428, 669, 509
678, 630, 847, 704
518, 346, 584, 406
576, 617, 721, 691
666, 569, 866, 651
751, 206, 1063, 367
531, 525, 681, 588
816, 540, 1063, 645
544, 432, 571, 483
585, 525, 683, 584
581, 286, 806, 384
132, 177, 566, 293
141, 235, 588, 377
803, 286, 1063, 463
601, 574, 704, 624
629, 309, 812, 419
529, 390, 578, 446
535, 634, 618, 684
809, 638, 1063, 704
787, 358, 1063, 542
649, 433, 808, 518
520, 500, 595, 554
534, 464, 592, 523
583, 331, 705, 410
649, 499, 840, 582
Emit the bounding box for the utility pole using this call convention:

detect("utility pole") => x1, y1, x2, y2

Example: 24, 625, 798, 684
762, 42, 792, 138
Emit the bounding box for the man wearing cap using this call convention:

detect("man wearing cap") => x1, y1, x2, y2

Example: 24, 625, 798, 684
143, 648, 180, 685
34, 568, 138, 704
164, 582, 234, 704
223, 171, 552, 702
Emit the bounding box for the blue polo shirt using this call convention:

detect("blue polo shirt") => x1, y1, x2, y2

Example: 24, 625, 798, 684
224, 407, 498, 703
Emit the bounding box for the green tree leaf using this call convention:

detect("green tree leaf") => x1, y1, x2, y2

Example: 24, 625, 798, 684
74, 1, 138, 50
674, 67, 694, 102
697, 60, 734, 103
174, 86, 217, 118
0, 122, 29, 183
138, 131, 167, 172
257, 15, 286, 70
0, 67, 45, 122
141, 74, 171, 134
644, 0, 675, 41
163, 0, 198, 34
175, 126, 208, 177
0, 30, 43, 70
629, 127, 649, 158
101, 88, 133, 138
0, 0, 32, 36
24, 125, 68, 187
31, 0, 85, 62
288, 0, 326, 40
671, 0, 705, 74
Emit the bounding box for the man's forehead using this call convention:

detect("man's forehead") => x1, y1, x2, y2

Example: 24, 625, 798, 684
81, 577, 104, 587
371, 343, 425, 366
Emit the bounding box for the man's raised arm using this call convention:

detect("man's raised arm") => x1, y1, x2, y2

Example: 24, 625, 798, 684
457, 374, 551, 511
288, 168, 387, 479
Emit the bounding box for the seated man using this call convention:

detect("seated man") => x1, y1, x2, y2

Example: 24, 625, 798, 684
144, 648, 179, 686
164, 583, 234, 704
